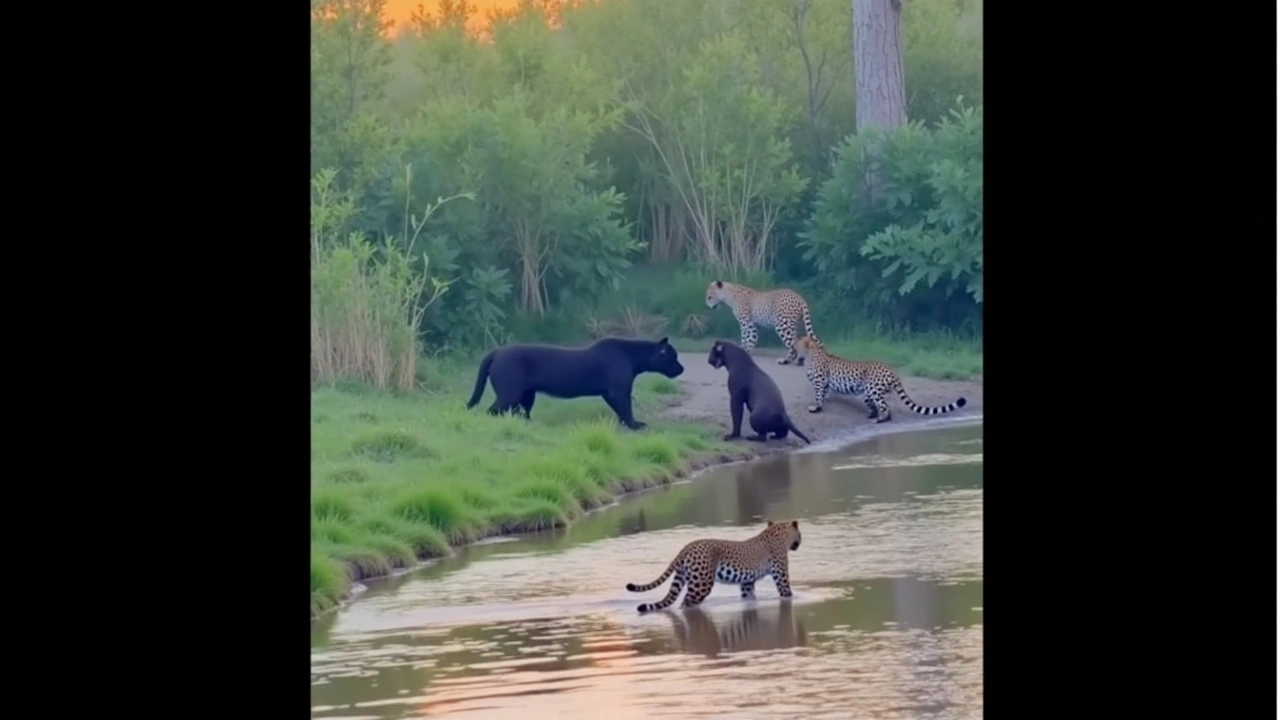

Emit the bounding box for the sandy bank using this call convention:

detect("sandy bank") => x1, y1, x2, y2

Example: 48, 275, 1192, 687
656, 347, 983, 457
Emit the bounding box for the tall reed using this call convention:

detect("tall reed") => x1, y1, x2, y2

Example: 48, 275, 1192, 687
310, 166, 468, 390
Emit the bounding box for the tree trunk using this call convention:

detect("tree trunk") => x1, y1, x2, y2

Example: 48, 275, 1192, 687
514, 220, 548, 316
852, 0, 907, 203
852, 0, 907, 133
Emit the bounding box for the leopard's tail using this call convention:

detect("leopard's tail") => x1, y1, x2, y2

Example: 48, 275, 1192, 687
626, 555, 681, 593
894, 380, 968, 415
800, 303, 822, 348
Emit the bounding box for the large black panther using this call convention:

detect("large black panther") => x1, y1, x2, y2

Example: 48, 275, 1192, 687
465, 336, 685, 430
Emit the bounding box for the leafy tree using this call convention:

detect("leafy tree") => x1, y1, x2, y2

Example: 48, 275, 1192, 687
623, 30, 807, 276
902, 0, 983, 124
311, 0, 395, 188
409, 0, 489, 103
309, 0, 985, 349
476, 94, 635, 314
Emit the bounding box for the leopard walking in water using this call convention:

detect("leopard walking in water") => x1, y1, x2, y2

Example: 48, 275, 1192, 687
625, 520, 802, 613
792, 335, 967, 422
704, 280, 824, 366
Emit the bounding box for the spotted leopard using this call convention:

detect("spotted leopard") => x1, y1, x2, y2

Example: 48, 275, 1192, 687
793, 335, 967, 422
625, 520, 802, 613
705, 280, 823, 365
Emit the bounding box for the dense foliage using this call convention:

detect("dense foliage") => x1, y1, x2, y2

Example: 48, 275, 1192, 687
310, 0, 983, 364
802, 102, 982, 332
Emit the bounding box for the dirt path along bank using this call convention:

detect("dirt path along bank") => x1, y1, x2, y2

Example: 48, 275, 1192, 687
657, 348, 983, 449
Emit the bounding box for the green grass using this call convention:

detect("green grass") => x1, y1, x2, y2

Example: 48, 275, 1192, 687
310, 363, 733, 618
820, 333, 982, 381
667, 330, 982, 381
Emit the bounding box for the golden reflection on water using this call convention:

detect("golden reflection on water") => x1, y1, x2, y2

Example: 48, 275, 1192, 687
312, 424, 984, 720
314, 608, 981, 719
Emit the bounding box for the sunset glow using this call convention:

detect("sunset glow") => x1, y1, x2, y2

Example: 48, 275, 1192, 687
381, 0, 522, 33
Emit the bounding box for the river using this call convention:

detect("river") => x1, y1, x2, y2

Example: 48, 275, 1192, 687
311, 421, 983, 719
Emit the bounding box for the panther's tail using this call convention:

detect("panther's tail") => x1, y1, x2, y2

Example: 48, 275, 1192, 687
894, 381, 968, 415
465, 350, 498, 409
785, 417, 812, 445
626, 555, 680, 593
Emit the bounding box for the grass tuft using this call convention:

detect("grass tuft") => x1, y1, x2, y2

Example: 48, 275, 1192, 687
319, 541, 394, 579
312, 491, 356, 522
457, 486, 504, 510
313, 516, 358, 545
391, 488, 479, 542
360, 515, 449, 555
362, 533, 417, 568
311, 551, 347, 616
513, 478, 580, 514
571, 422, 621, 457
350, 430, 435, 462
493, 500, 570, 533
631, 435, 681, 466
326, 467, 370, 484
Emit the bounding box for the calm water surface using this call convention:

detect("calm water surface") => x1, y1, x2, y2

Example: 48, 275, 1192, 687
311, 422, 983, 720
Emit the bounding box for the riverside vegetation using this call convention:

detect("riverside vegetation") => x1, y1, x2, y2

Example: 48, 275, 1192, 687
311, 0, 983, 616
311, 369, 731, 617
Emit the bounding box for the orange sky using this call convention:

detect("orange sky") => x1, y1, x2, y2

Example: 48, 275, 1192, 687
382, 0, 521, 33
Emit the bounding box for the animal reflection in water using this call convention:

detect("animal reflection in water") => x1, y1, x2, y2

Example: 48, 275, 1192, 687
657, 603, 807, 658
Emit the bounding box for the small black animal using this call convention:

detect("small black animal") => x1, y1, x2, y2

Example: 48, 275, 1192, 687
465, 336, 685, 430
707, 340, 811, 444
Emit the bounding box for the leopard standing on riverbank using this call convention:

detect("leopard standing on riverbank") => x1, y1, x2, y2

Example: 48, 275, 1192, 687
625, 520, 802, 613
704, 280, 823, 366
793, 335, 967, 422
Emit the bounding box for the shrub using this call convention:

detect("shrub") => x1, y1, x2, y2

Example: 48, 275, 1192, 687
310, 167, 463, 390
800, 99, 982, 332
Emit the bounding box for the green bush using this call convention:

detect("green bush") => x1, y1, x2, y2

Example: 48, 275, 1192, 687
310, 167, 460, 390
800, 99, 982, 333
